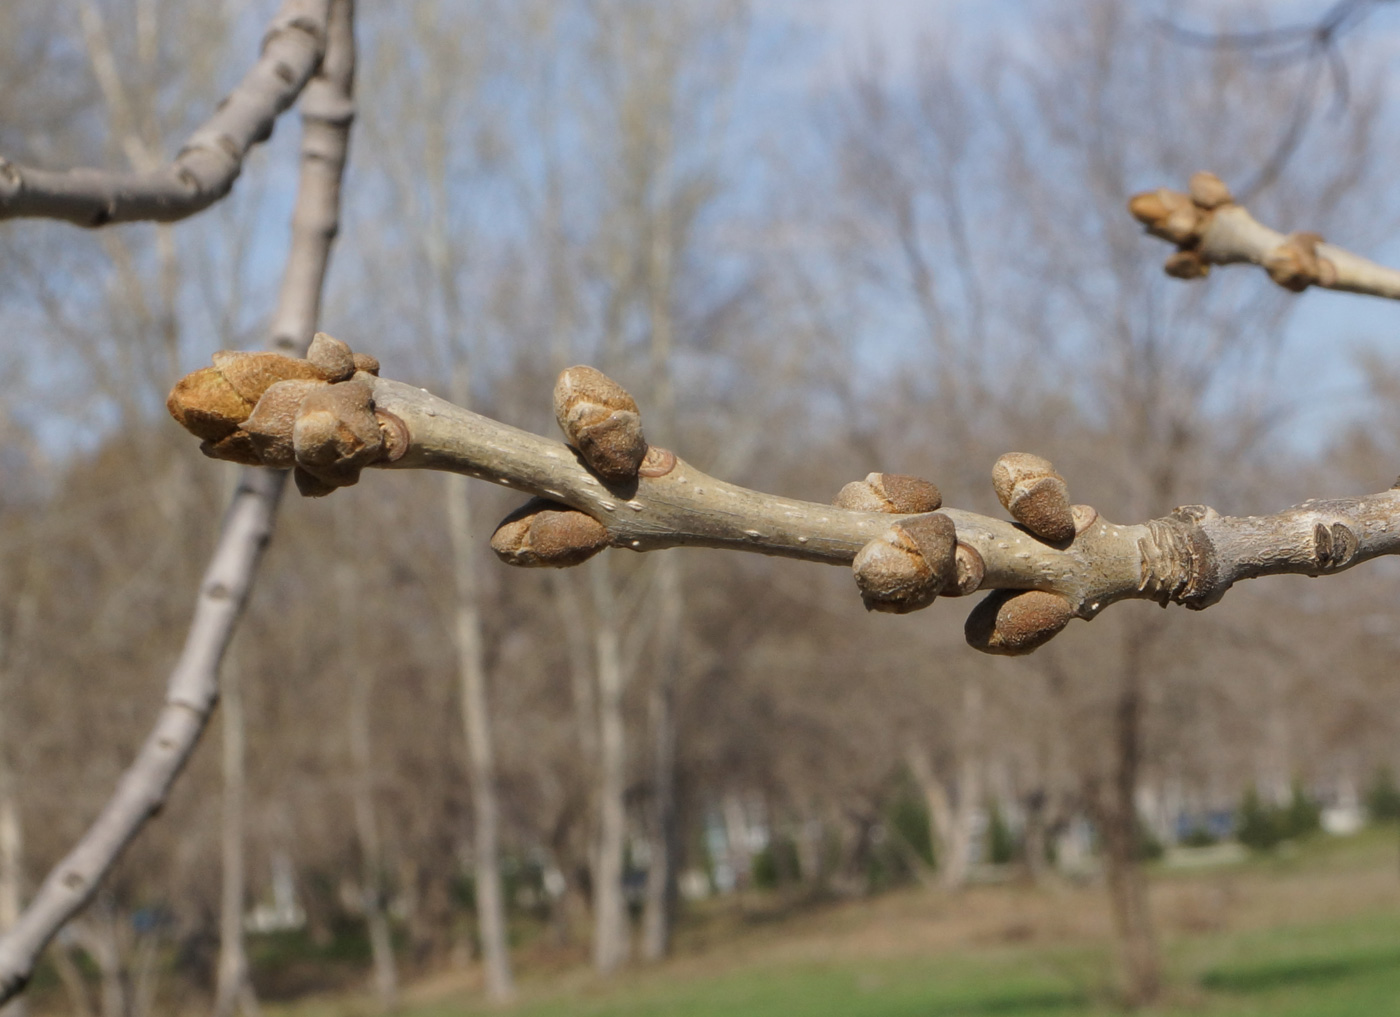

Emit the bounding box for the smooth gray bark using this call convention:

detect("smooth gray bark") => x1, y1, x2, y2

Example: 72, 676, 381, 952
590, 561, 631, 974
0, 0, 355, 1001
444, 473, 515, 1001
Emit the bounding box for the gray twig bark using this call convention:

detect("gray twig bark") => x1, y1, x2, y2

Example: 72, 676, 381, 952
0, 0, 356, 1002
359, 375, 1400, 625
1130, 173, 1400, 300
0, 0, 330, 226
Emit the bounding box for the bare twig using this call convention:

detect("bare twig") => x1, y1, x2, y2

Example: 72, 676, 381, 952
167, 351, 1400, 659
1159, 1, 1381, 199
0, 0, 356, 1001
1128, 172, 1400, 300
0, 0, 331, 227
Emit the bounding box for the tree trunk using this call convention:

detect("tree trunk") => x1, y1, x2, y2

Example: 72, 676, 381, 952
904, 742, 952, 878
722, 793, 753, 895
1090, 628, 1161, 1008
640, 556, 682, 962
1021, 789, 1049, 884
345, 638, 397, 1014
70, 909, 130, 1017
213, 654, 260, 1017
590, 561, 630, 974
946, 681, 983, 888
0, 623, 26, 1017
49, 935, 96, 1017
907, 681, 983, 891
444, 473, 514, 1002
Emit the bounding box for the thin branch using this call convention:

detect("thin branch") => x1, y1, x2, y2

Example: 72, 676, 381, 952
366, 376, 1400, 605
1128, 172, 1400, 301
0, 0, 331, 227
0, 0, 356, 1001
167, 353, 1400, 658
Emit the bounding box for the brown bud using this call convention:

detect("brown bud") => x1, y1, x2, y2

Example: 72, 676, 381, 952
965, 589, 1074, 656
1129, 188, 1200, 243
950, 543, 985, 597
1160, 204, 1203, 246
491, 499, 611, 568
242, 378, 329, 468
554, 366, 648, 484
1071, 504, 1099, 535
991, 453, 1075, 543
292, 380, 385, 492
167, 366, 256, 443
637, 446, 677, 478
1127, 191, 1169, 226
293, 466, 339, 498
200, 430, 263, 467
375, 409, 410, 462
210, 350, 326, 403
167, 353, 326, 444
1187, 171, 1233, 210
352, 352, 381, 375
851, 512, 957, 614
1164, 250, 1210, 280
834, 473, 942, 514
306, 332, 357, 382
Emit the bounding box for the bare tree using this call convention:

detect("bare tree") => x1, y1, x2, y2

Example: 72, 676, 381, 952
7, 3, 1400, 1014
0, 0, 355, 1001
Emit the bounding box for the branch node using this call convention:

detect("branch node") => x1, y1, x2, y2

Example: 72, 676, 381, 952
1314, 520, 1358, 571
1264, 232, 1335, 292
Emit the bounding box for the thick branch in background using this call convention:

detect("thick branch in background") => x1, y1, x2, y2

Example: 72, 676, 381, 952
1129, 171, 1400, 300
168, 346, 1400, 659
0, 0, 330, 227
0, 0, 355, 1002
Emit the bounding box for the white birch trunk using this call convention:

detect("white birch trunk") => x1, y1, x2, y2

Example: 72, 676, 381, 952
640, 556, 681, 961
213, 653, 259, 1017
0, 621, 25, 1017
344, 633, 397, 1013
444, 473, 514, 1001
590, 561, 630, 974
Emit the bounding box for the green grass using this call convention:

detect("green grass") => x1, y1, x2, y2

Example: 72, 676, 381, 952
275, 914, 1400, 1017
270, 831, 1400, 1017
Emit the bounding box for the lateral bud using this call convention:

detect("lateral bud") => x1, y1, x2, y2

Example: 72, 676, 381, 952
241, 379, 328, 468
1263, 232, 1336, 292
1187, 171, 1233, 210
851, 513, 957, 614
991, 453, 1075, 543
554, 366, 648, 484
306, 332, 358, 381
833, 473, 942, 514
1164, 250, 1209, 280
167, 352, 327, 448
964, 589, 1073, 656
950, 544, 985, 597
490, 499, 611, 568
292, 380, 385, 495
1127, 188, 1202, 245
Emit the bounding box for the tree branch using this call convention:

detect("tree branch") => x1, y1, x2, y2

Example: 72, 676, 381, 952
166, 350, 1400, 659
0, 0, 355, 1001
0, 0, 331, 227
1128, 171, 1400, 300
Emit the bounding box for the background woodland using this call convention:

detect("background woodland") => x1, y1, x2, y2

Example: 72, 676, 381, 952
4, 0, 1400, 1013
